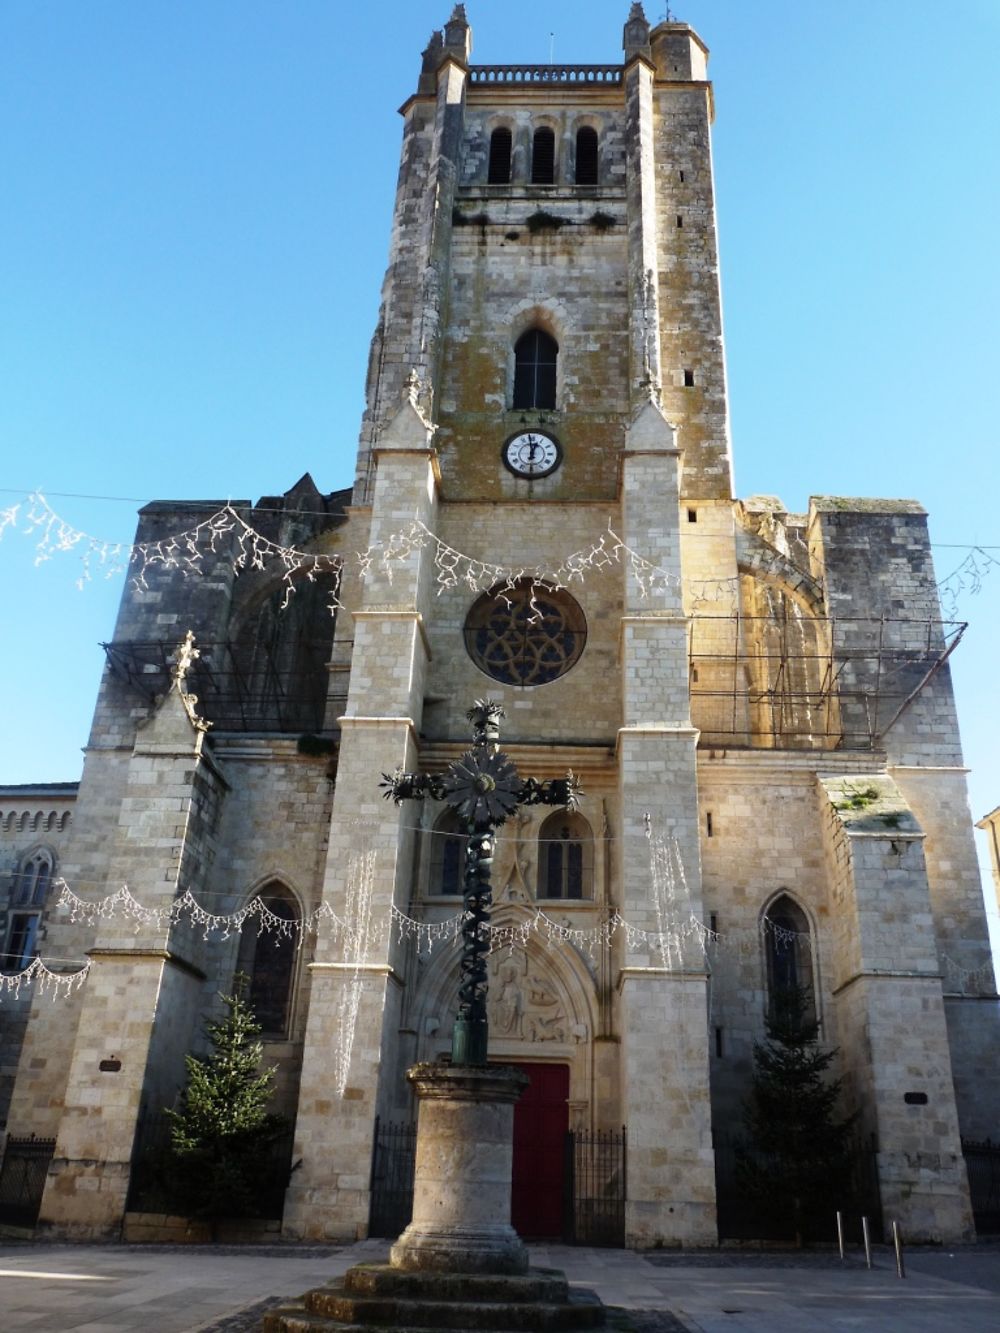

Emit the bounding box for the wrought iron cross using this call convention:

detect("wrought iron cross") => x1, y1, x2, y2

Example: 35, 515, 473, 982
381, 699, 579, 1066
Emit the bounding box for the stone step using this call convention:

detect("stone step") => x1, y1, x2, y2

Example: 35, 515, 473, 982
343, 1264, 571, 1304
305, 1285, 605, 1330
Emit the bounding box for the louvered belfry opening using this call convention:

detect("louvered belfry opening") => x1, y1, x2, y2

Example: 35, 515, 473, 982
531, 126, 555, 184
575, 127, 598, 184
487, 126, 512, 183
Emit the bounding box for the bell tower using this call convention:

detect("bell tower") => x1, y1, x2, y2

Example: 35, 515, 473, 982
355, 2, 732, 510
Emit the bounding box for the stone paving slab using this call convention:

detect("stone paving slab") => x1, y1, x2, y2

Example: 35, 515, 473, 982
0, 1241, 999, 1332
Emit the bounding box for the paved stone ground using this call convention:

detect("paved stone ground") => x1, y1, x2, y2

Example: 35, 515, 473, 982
1, 1240, 999, 1331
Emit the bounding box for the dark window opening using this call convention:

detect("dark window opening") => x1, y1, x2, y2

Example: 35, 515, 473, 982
679, 170, 685, 182
684, 369, 695, 387
4, 912, 40, 972
687, 506, 698, 522
764, 894, 816, 1026
538, 812, 593, 900
431, 808, 464, 896
237, 886, 299, 1036
715, 1026, 724, 1057
513, 328, 558, 409
575, 127, 598, 184
706, 811, 713, 837
532, 127, 555, 184
676, 214, 684, 228
488, 127, 512, 184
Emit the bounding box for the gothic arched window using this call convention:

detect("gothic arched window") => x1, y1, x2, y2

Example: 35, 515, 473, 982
513, 329, 558, 410
429, 808, 464, 896
763, 893, 816, 1025
236, 884, 300, 1037
488, 127, 512, 184
4, 848, 54, 972
531, 127, 555, 184
575, 127, 598, 184
538, 811, 593, 900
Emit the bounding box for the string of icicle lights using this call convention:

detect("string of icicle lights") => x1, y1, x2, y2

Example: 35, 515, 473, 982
0, 490, 742, 609
3, 842, 988, 1002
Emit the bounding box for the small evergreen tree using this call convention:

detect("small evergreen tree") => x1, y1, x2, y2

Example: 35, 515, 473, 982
737, 987, 855, 1245
166, 975, 288, 1229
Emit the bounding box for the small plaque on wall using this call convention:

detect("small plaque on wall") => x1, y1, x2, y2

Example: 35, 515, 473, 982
99, 1058, 122, 1073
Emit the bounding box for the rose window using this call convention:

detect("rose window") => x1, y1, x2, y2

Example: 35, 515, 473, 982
463, 580, 586, 687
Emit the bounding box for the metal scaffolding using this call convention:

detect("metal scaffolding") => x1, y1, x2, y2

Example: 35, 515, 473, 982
688, 614, 966, 750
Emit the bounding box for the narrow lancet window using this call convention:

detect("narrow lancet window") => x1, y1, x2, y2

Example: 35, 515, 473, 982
575, 127, 598, 184
488, 127, 512, 184
531, 127, 555, 184
513, 328, 558, 409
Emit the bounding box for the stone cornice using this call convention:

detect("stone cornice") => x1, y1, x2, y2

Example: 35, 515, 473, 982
418, 740, 615, 780
88, 948, 206, 981
832, 970, 942, 996
617, 966, 709, 992
309, 961, 403, 989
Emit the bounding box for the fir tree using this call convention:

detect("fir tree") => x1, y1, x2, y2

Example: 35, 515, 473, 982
737, 987, 855, 1244
166, 976, 288, 1227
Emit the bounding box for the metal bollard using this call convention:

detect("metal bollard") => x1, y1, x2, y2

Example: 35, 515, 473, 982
862, 1214, 872, 1269
836, 1210, 845, 1261
892, 1220, 905, 1278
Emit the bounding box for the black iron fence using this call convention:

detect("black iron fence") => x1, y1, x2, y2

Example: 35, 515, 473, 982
963, 1138, 1000, 1234
715, 1134, 882, 1244
0, 1134, 56, 1229
368, 1118, 626, 1246
563, 1126, 626, 1247
368, 1116, 417, 1239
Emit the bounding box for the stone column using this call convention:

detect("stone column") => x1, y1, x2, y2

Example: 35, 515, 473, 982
283, 396, 440, 1241
617, 401, 716, 1245
390, 1064, 529, 1274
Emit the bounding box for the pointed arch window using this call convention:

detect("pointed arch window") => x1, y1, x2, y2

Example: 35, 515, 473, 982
538, 811, 593, 900
4, 849, 54, 972
513, 329, 558, 410
763, 894, 816, 1025
429, 808, 465, 897
531, 127, 555, 184
488, 127, 512, 184
575, 127, 598, 185
236, 884, 299, 1037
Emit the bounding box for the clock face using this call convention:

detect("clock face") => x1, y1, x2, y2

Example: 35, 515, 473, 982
502, 430, 561, 479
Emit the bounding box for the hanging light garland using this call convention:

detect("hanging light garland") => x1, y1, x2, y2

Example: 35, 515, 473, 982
0, 491, 739, 611
937, 547, 1000, 618
0, 956, 91, 1001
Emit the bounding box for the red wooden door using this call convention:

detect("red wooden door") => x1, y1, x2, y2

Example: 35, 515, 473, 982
507, 1062, 569, 1239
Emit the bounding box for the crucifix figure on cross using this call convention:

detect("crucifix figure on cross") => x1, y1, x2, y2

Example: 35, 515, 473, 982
381, 699, 580, 1066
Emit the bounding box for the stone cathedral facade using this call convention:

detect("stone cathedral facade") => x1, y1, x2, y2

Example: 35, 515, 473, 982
2, 5, 998, 1246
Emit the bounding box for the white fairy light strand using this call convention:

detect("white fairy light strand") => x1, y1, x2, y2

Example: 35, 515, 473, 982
360, 516, 704, 606
1, 491, 738, 609
937, 547, 1000, 618
333, 848, 376, 1097
4, 493, 346, 610
0, 955, 91, 1002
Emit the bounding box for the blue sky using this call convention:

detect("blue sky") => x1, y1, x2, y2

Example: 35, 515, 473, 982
1, 2, 998, 950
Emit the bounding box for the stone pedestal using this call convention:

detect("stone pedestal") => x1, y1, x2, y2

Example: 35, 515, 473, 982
390, 1062, 529, 1275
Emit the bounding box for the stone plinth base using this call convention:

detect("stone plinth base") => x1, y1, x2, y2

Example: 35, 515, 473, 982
262, 1264, 606, 1331
390, 1061, 529, 1276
